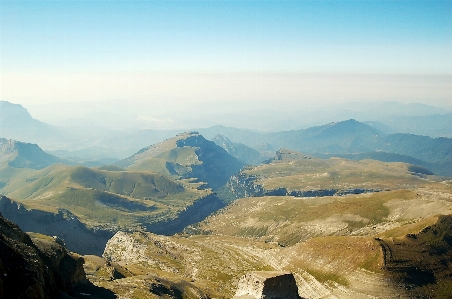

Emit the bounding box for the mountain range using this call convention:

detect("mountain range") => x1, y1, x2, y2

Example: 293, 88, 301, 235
2, 100, 452, 165
1, 100, 452, 298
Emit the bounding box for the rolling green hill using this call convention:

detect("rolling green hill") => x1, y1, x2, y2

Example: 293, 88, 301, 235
0, 162, 228, 254
0, 164, 208, 228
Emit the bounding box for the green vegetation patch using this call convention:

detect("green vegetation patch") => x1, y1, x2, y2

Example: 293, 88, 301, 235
305, 267, 349, 287
284, 236, 384, 275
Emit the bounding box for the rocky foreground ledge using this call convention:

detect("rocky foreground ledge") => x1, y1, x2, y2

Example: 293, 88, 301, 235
0, 212, 87, 299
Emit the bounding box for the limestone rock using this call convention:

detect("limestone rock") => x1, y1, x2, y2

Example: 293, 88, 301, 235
234, 271, 302, 299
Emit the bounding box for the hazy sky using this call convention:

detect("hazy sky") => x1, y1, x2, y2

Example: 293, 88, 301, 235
1, 0, 451, 125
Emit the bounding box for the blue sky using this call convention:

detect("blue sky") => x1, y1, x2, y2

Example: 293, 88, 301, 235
1, 0, 451, 123
2, 1, 451, 73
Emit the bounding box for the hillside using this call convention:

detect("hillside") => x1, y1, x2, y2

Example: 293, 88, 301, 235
92, 186, 452, 298
180, 154, 452, 298
268, 119, 383, 154
379, 133, 452, 162
117, 131, 244, 190
0, 164, 211, 228
314, 151, 452, 177
0, 164, 226, 254
375, 215, 452, 297
0, 138, 70, 169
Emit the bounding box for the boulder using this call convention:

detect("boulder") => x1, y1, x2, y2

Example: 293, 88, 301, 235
234, 271, 302, 299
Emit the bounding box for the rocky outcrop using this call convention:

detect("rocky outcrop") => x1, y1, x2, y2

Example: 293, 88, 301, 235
228, 173, 265, 198
0, 212, 87, 299
0, 196, 113, 255
228, 173, 381, 199
102, 231, 211, 298
233, 271, 302, 299
272, 149, 313, 162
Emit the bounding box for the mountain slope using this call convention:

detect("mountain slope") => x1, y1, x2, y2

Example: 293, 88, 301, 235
375, 113, 452, 138
0, 138, 70, 169
211, 134, 268, 166
177, 155, 452, 298
0, 163, 227, 254
0, 164, 206, 227
376, 214, 452, 297
117, 132, 244, 190
0, 212, 89, 298
379, 133, 452, 162
272, 119, 383, 154
0, 101, 52, 135
0, 101, 66, 149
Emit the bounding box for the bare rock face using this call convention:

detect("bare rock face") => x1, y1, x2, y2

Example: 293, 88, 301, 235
234, 271, 302, 299
0, 196, 112, 255
0, 212, 87, 299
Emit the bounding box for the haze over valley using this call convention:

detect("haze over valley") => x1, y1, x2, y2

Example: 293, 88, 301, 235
1, 1, 452, 298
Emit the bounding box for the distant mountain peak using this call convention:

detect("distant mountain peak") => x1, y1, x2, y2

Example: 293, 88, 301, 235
0, 101, 62, 149
117, 132, 244, 190
0, 101, 33, 120
0, 138, 66, 169
318, 119, 383, 136
175, 132, 210, 147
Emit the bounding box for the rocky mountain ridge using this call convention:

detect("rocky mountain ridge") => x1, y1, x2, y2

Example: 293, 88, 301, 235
117, 131, 244, 190
0, 138, 69, 169
201, 120, 452, 176
212, 134, 268, 166
2, 100, 451, 176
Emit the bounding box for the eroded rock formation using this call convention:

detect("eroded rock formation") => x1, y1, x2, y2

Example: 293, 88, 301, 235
234, 271, 302, 299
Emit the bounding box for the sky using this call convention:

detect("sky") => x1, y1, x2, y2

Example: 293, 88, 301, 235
1, 0, 451, 128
